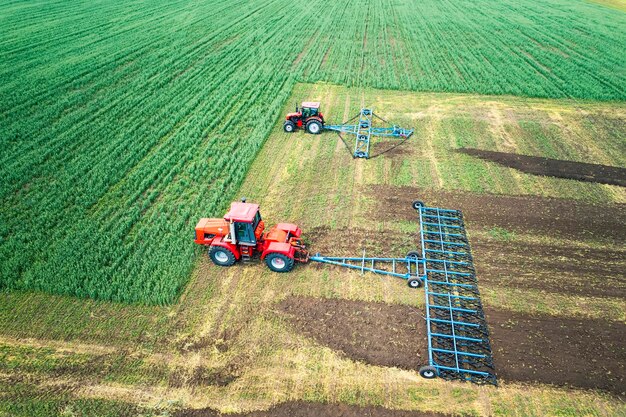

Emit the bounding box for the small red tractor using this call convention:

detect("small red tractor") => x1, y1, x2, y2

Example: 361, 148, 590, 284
194, 199, 309, 272
283, 101, 325, 134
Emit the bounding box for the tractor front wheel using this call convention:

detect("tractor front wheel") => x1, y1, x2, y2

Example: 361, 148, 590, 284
306, 120, 322, 134
209, 246, 236, 267
265, 253, 295, 273
419, 365, 438, 379
283, 120, 296, 133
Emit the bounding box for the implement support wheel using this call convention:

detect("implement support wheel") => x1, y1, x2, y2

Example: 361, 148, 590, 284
406, 250, 420, 260
419, 365, 438, 379
412, 200, 424, 210
407, 278, 422, 289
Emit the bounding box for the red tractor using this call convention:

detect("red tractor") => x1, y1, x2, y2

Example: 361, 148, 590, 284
194, 199, 309, 272
283, 101, 325, 134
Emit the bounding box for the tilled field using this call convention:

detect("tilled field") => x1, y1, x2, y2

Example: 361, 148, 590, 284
275, 296, 626, 397
370, 185, 626, 243
276, 297, 427, 370
487, 309, 626, 397
473, 240, 625, 298
458, 148, 626, 187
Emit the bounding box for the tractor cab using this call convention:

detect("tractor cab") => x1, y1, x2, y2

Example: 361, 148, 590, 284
300, 102, 320, 118
223, 201, 264, 245
193, 201, 264, 246
284, 101, 324, 134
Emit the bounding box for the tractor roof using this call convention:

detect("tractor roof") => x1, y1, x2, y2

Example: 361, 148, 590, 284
224, 202, 259, 222
302, 101, 320, 109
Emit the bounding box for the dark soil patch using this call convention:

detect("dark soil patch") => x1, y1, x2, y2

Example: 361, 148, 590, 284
369, 185, 626, 243
273, 299, 626, 398
459, 148, 626, 187
473, 240, 626, 298
276, 297, 427, 370
487, 308, 626, 397
371, 140, 413, 158
175, 401, 450, 417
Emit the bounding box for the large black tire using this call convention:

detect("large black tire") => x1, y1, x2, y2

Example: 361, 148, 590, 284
406, 250, 420, 260
419, 365, 438, 379
209, 246, 236, 267
412, 200, 424, 210
306, 120, 322, 134
265, 253, 295, 272
407, 277, 422, 289
283, 120, 296, 133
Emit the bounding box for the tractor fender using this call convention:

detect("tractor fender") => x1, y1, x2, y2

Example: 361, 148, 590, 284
210, 237, 241, 260
275, 223, 302, 238
306, 116, 324, 125
261, 241, 295, 260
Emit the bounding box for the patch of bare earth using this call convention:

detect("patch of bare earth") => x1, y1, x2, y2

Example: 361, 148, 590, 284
473, 240, 625, 298
369, 185, 626, 243
459, 148, 626, 187
487, 308, 626, 398
276, 297, 626, 397
276, 297, 427, 370
175, 401, 451, 417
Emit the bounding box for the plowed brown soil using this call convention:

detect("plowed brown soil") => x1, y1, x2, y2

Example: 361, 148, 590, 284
459, 148, 626, 187
473, 240, 625, 298
175, 401, 451, 417
275, 297, 626, 397
487, 309, 626, 397
369, 185, 626, 243
276, 297, 427, 370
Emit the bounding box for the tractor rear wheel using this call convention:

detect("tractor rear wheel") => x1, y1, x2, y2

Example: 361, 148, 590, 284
306, 120, 322, 134
209, 246, 236, 267
283, 120, 296, 133
419, 365, 438, 379
407, 278, 422, 289
265, 253, 295, 273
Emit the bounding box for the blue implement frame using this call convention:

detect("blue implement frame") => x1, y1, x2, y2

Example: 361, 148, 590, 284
417, 203, 497, 386
310, 250, 426, 285
305, 201, 496, 386
324, 108, 413, 159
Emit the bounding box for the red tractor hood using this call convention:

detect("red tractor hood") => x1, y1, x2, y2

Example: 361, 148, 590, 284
286, 112, 301, 119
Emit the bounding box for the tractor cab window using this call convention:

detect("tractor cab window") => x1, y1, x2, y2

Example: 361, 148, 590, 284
235, 222, 256, 245
253, 212, 262, 229
302, 107, 318, 118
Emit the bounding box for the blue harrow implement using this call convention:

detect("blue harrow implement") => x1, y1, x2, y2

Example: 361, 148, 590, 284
324, 108, 413, 159
310, 200, 497, 386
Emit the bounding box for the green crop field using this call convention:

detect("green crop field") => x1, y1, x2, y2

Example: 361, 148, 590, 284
1, 0, 625, 416
1, 0, 625, 304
